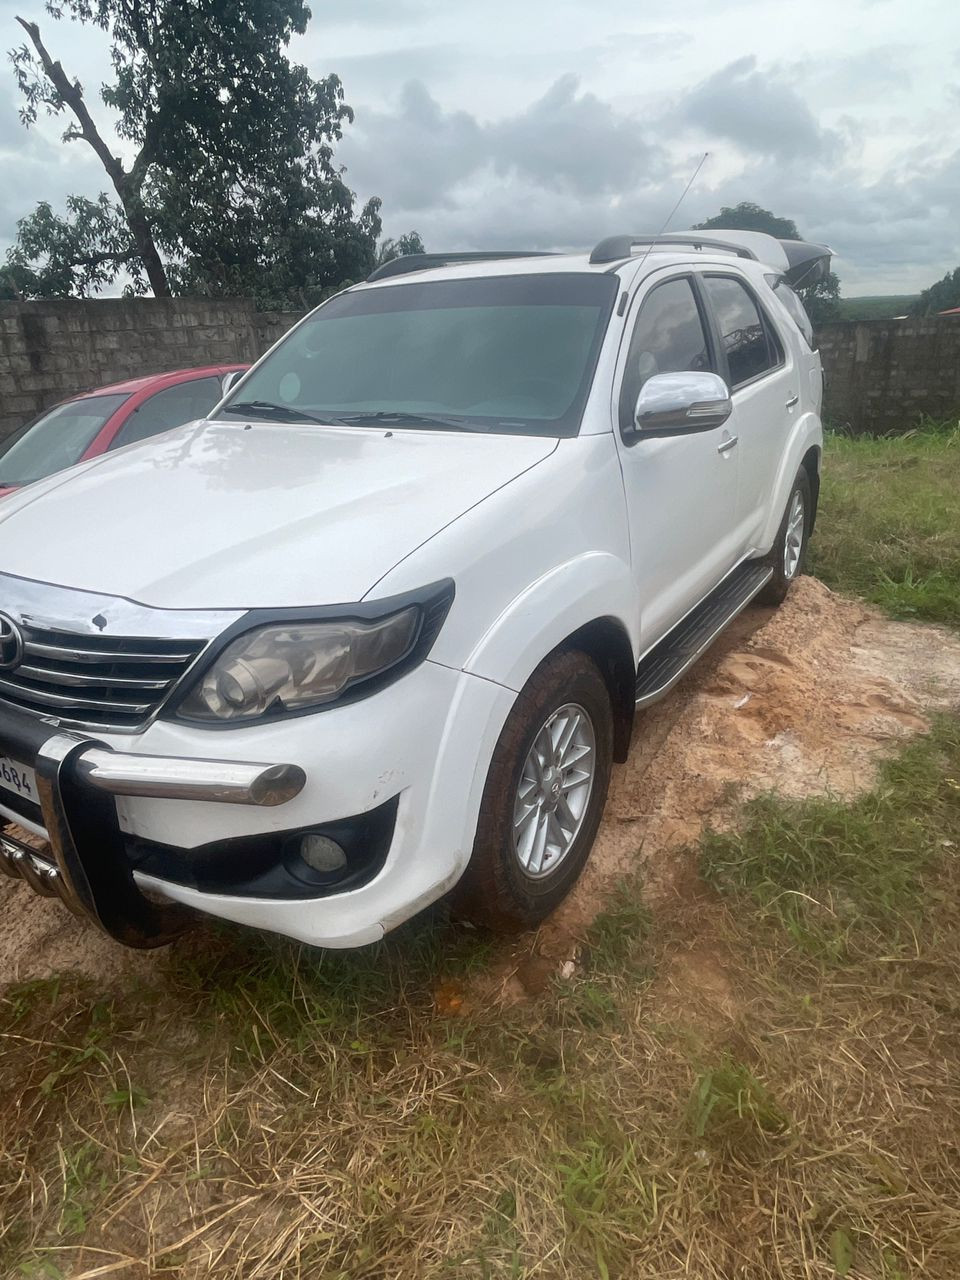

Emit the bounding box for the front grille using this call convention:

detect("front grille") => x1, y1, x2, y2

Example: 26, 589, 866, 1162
0, 624, 206, 731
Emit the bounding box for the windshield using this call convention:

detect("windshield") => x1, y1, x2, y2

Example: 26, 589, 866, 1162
217, 273, 619, 437
0, 393, 129, 486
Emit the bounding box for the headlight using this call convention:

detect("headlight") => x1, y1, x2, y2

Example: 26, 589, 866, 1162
178, 608, 420, 722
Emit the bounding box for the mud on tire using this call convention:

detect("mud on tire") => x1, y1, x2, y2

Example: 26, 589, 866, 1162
451, 649, 614, 932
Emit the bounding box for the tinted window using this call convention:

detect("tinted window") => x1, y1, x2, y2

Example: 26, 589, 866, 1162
703, 276, 779, 387
219, 274, 619, 438
112, 377, 224, 448
619, 277, 711, 429
774, 280, 814, 348
0, 393, 129, 486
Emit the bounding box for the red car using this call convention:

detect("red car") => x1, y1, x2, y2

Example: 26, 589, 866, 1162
0, 364, 248, 498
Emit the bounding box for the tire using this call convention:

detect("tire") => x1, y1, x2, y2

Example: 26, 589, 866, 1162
452, 649, 614, 932
757, 467, 812, 606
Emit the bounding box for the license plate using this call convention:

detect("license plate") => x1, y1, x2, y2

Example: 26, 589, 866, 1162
0, 755, 38, 804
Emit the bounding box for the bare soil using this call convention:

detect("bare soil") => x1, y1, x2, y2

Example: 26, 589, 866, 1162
2, 576, 960, 989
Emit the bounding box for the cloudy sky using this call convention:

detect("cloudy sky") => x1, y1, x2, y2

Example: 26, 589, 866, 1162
1, 0, 958, 295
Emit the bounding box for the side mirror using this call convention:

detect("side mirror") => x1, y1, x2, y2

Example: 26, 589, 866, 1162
222, 369, 246, 395
633, 371, 732, 437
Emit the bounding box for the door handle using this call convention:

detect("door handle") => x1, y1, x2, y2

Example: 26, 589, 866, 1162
717, 435, 738, 455
785, 393, 799, 408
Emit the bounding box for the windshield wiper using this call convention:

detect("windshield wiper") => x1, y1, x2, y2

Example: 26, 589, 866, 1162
334, 410, 485, 432
221, 401, 335, 425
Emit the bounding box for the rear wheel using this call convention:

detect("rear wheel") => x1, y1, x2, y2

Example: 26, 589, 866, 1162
452, 650, 613, 931
757, 468, 812, 606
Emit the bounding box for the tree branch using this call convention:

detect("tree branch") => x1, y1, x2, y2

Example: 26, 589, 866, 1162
14, 15, 171, 297
16, 16, 125, 184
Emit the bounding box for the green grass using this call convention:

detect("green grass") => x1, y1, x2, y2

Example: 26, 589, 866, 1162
811, 421, 960, 626
700, 716, 960, 958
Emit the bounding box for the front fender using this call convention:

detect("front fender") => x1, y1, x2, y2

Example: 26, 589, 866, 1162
758, 413, 823, 553
464, 551, 638, 692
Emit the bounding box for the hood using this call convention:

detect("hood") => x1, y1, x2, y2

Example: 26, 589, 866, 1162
0, 419, 556, 609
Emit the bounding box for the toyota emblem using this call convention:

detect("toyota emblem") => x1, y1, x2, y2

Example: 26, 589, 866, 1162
0, 612, 24, 671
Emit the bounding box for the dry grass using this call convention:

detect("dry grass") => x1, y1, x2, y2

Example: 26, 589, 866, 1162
3, 720, 960, 1279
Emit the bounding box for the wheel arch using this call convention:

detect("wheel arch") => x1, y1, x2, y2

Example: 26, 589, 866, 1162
758, 422, 824, 552
800, 444, 821, 532
557, 616, 636, 763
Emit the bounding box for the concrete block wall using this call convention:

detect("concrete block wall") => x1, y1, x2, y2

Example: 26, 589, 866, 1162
3, 299, 959, 442
0, 298, 264, 440
817, 315, 960, 434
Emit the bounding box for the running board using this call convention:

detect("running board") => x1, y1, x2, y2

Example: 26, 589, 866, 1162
635, 563, 773, 708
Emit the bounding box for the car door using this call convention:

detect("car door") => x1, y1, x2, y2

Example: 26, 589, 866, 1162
699, 272, 794, 550
108, 376, 225, 450
614, 271, 741, 647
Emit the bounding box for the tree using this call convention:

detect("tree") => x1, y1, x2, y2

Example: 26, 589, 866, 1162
8, 1, 381, 305
693, 201, 841, 324
376, 231, 426, 266
911, 267, 960, 315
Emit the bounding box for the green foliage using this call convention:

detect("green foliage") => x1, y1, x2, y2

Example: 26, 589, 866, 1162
911, 265, 960, 315
695, 201, 800, 240
376, 231, 427, 266
7, 0, 381, 306
830, 1227, 856, 1276
4, 196, 131, 298
693, 199, 841, 323
687, 1061, 789, 1147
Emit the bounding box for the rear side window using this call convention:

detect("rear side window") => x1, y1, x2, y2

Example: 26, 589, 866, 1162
619, 277, 712, 430
111, 377, 223, 448
702, 276, 782, 389
773, 278, 815, 348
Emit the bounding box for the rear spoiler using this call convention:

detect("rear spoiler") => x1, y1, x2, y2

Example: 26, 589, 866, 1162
590, 229, 831, 287
776, 238, 832, 288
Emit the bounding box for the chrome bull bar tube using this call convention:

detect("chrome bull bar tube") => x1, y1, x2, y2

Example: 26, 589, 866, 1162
0, 826, 62, 900
74, 748, 306, 806
0, 716, 306, 947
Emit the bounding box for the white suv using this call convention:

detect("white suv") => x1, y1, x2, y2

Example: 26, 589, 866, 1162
0, 230, 826, 949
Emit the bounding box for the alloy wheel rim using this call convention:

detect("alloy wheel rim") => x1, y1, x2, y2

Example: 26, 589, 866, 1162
513, 702, 596, 879
783, 490, 805, 579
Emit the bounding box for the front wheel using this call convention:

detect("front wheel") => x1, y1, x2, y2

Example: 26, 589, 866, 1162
757, 468, 812, 606
452, 650, 614, 932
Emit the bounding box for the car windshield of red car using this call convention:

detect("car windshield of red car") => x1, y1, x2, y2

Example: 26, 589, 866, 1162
0, 393, 130, 486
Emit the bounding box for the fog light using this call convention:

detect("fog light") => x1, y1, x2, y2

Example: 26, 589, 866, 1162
299, 834, 347, 874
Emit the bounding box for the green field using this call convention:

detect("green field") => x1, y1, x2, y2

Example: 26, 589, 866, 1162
835, 294, 919, 321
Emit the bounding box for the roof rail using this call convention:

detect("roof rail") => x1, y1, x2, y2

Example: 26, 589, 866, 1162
367, 250, 559, 283
589, 234, 757, 266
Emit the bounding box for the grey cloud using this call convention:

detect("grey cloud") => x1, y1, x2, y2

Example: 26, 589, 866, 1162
677, 56, 838, 159
489, 74, 666, 194
342, 75, 666, 212
343, 81, 484, 211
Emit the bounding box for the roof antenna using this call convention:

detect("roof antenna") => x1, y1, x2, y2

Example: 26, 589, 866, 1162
632, 151, 710, 276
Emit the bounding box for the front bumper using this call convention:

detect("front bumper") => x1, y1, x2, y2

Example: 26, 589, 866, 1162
0, 704, 306, 947
0, 662, 517, 949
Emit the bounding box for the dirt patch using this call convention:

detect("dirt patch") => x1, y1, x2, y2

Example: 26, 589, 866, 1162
498, 577, 960, 992
2, 577, 960, 989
